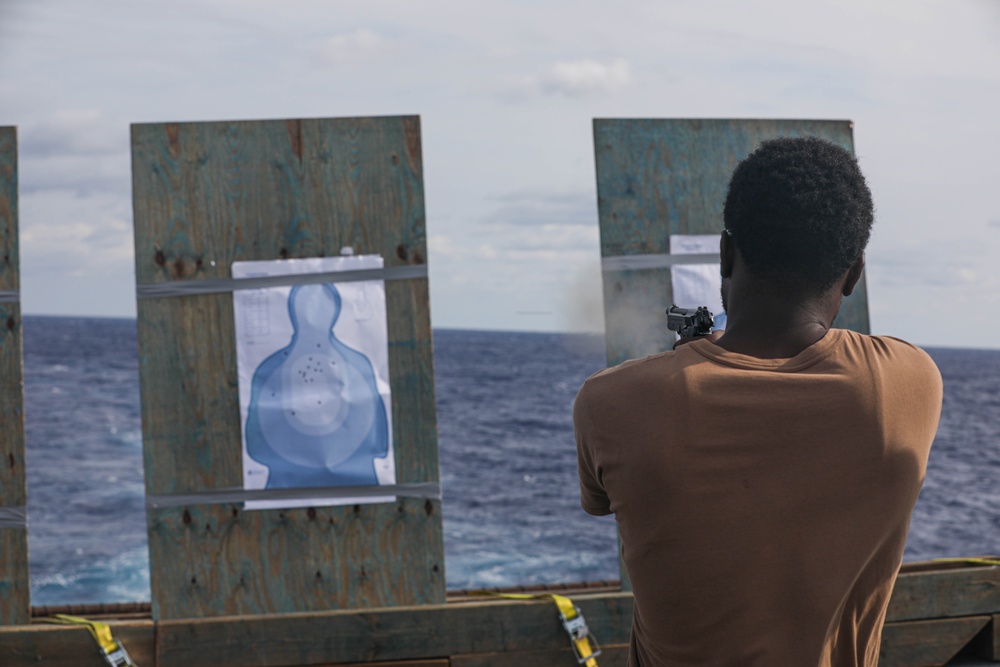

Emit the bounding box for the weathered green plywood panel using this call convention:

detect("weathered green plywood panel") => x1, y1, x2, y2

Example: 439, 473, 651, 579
130, 116, 443, 619
594, 118, 870, 367
147, 499, 443, 619
0, 126, 29, 626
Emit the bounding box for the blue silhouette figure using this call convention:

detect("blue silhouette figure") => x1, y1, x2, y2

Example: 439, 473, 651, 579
712, 311, 727, 331
245, 283, 390, 488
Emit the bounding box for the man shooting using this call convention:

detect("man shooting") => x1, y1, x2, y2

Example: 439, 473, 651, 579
574, 137, 943, 666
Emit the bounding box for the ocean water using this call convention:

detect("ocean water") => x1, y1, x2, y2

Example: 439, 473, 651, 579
18, 316, 1000, 605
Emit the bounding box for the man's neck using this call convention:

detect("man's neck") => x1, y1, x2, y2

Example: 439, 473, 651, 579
714, 288, 841, 360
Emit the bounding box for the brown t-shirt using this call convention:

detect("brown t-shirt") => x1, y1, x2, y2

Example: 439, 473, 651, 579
574, 329, 942, 667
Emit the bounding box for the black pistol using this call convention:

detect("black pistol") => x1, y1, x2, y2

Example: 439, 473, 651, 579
666, 305, 715, 339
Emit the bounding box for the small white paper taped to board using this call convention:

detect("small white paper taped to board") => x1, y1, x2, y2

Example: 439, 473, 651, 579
233, 255, 395, 509
670, 234, 726, 331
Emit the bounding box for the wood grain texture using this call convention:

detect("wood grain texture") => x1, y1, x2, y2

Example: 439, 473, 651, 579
314, 662, 448, 667
317, 662, 448, 667
887, 564, 1000, 622
450, 645, 629, 667
0, 620, 154, 667
130, 116, 443, 619
593, 118, 869, 366
880, 616, 991, 667
0, 128, 16, 294
147, 499, 444, 619
4, 583, 1000, 667
0, 125, 29, 626
154, 593, 634, 667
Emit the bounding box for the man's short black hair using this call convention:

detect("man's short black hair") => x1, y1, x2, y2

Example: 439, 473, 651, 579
723, 136, 874, 294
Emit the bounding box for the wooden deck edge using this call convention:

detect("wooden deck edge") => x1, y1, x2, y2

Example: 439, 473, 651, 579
1, 594, 633, 667
19, 558, 998, 624
21, 557, 995, 621
5, 559, 1000, 667
880, 616, 992, 667
5, 598, 1000, 667
25, 580, 626, 620
0, 619, 155, 667
888, 561, 1000, 622
152, 592, 634, 667
450, 644, 631, 667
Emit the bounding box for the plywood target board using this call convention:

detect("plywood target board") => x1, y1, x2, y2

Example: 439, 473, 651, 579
131, 116, 444, 619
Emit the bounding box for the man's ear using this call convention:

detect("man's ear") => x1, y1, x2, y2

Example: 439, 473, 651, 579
842, 254, 865, 297
720, 230, 734, 279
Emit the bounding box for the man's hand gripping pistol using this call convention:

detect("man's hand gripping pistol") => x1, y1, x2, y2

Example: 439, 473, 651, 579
666, 305, 717, 349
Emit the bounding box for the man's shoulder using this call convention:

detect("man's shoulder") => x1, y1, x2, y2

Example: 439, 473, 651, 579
574, 350, 682, 439
842, 330, 938, 366
839, 330, 942, 386
576, 345, 721, 420
579, 349, 676, 395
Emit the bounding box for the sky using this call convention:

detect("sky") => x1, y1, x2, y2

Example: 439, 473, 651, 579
0, 0, 998, 348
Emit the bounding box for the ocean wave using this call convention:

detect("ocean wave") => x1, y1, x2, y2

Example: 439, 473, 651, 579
18, 320, 1000, 603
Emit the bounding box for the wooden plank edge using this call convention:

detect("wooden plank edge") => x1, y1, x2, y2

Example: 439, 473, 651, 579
4, 602, 997, 667
314, 662, 448, 667
450, 644, 630, 667
25, 580, 625, 619
880, 616, 991, 667
154, 592, 634, 667
0, 619, 154, 667
888, 563, 1000, 622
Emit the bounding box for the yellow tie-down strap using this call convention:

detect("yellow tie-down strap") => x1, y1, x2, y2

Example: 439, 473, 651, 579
42, 614, 138, 666
477, 592, 602, 666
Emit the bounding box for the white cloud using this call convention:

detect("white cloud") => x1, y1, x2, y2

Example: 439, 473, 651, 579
20, 110, 124, 158
869, 237, 985, 288
19, 190, 134, 278
2, 0, 999, 341
427, 233, 466, 260
865, 230, 1000, 347
310, 29, 391, 66
485, 190, 596, 227
14, 110, 130, 198
476, 189, 601, 263
425, 187, 602, 318
20, 154, 130, 198
517, 58, 632, 98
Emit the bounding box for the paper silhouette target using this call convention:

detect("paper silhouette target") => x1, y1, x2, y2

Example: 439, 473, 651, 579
245, 283, 389, 485
233, 256, 395, 509
669, 234, 728, 334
